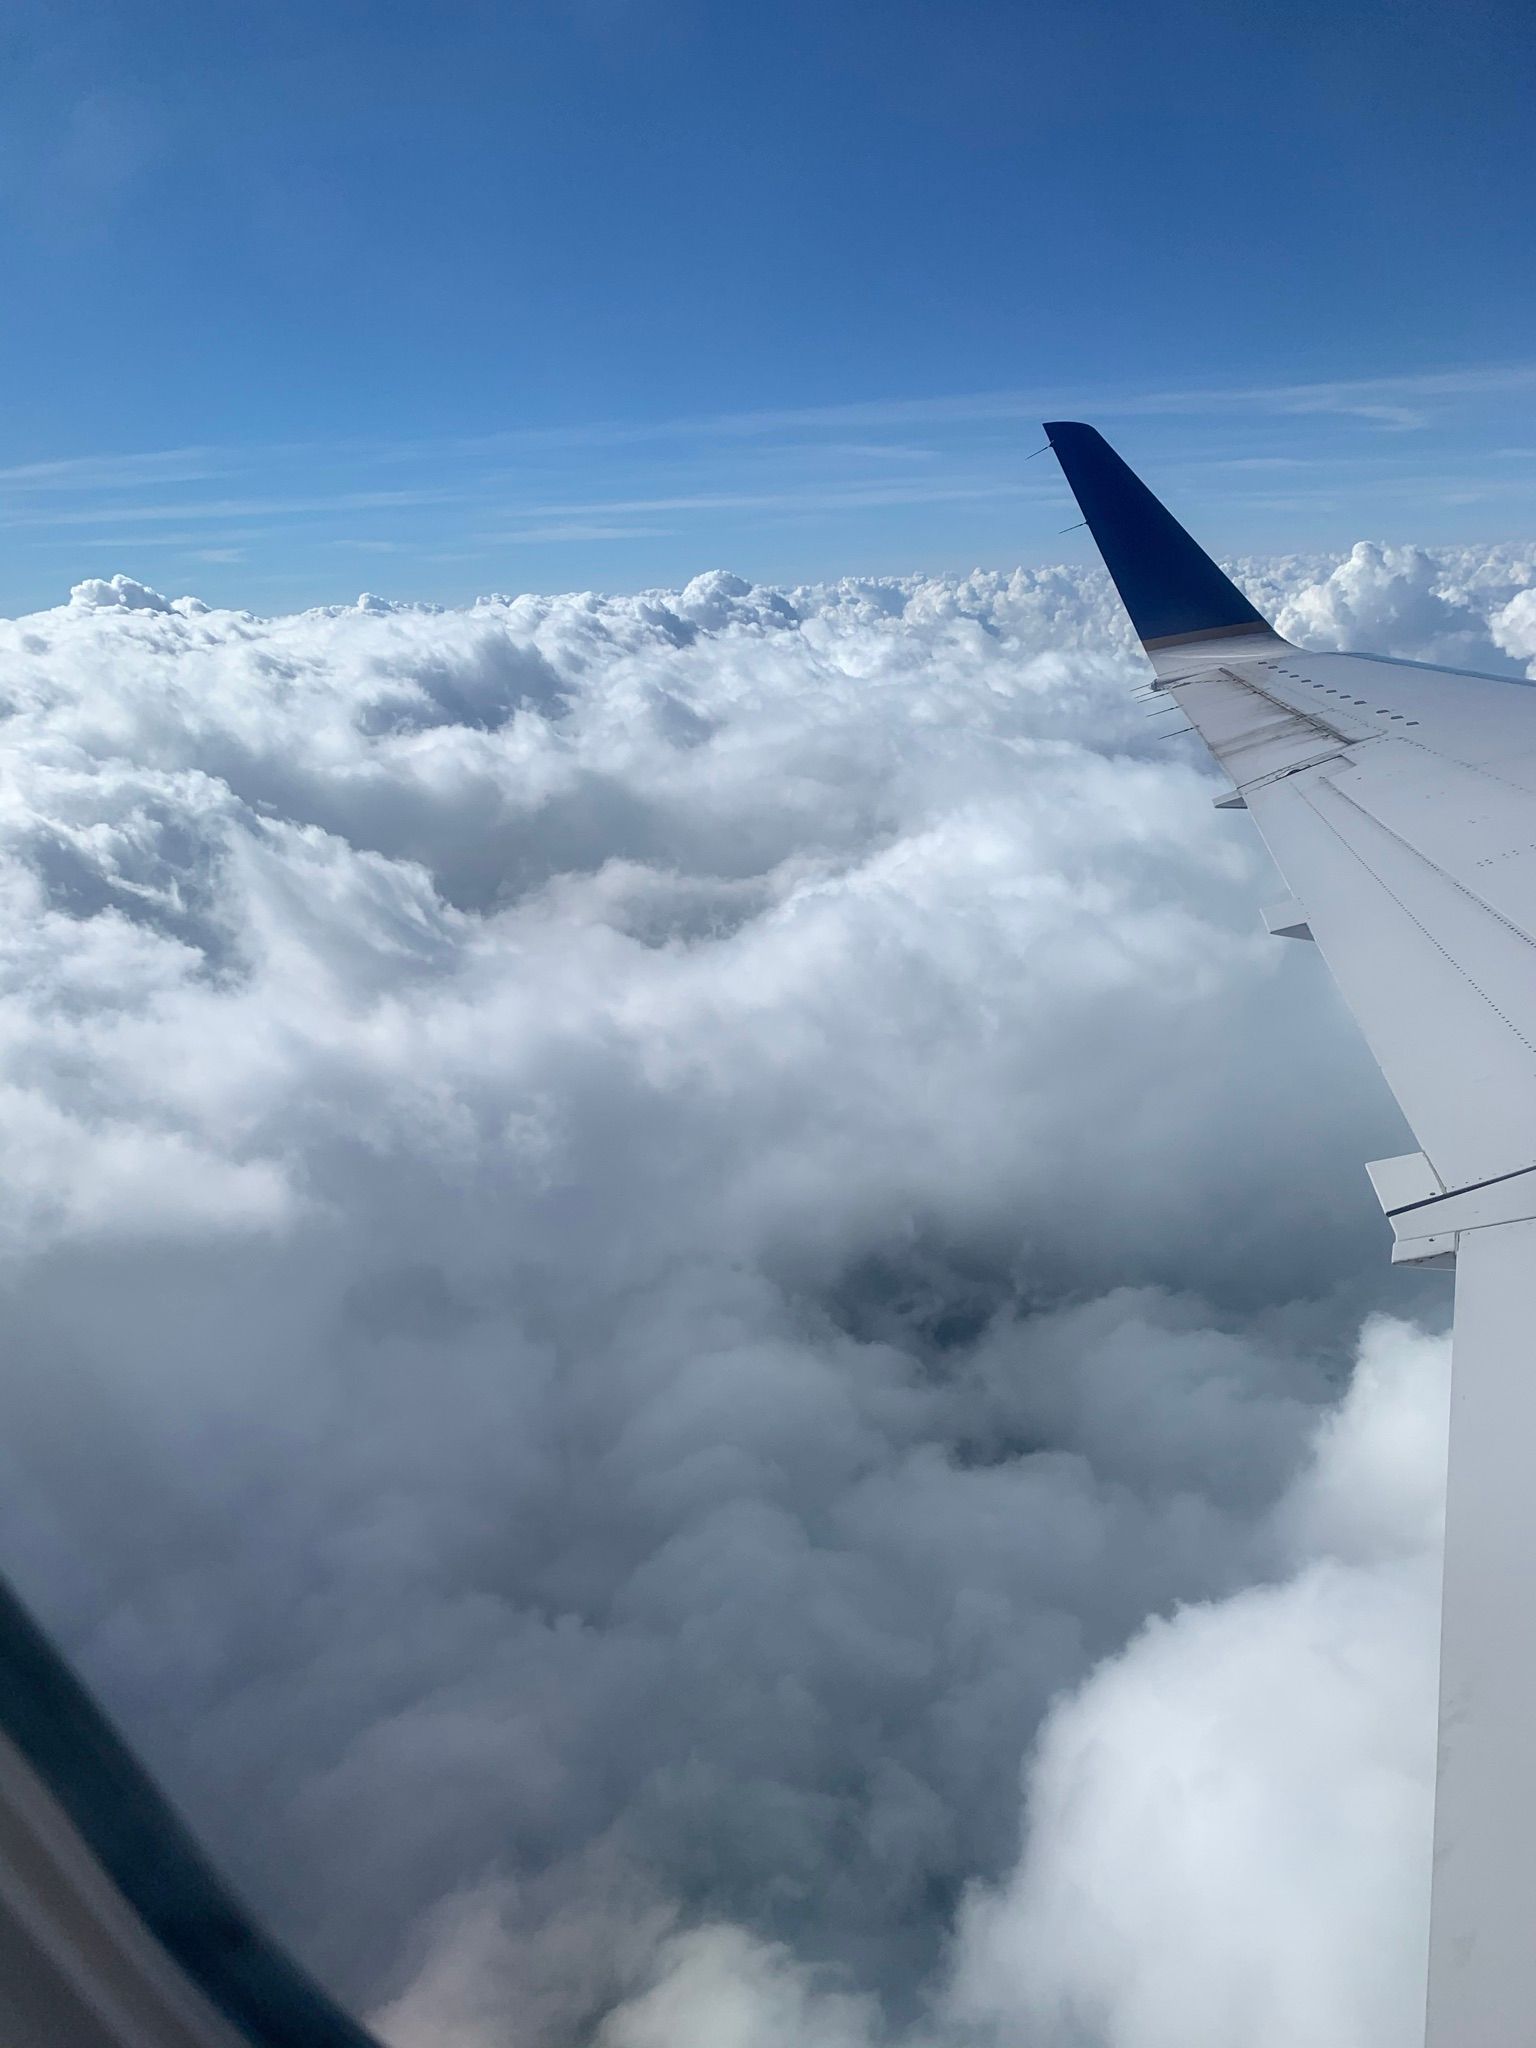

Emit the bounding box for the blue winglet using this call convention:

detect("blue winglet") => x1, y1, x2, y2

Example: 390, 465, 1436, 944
1044, 422, 1272, 650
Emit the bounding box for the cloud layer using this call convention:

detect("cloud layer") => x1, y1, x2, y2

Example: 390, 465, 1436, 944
0, 542, 1521, 2044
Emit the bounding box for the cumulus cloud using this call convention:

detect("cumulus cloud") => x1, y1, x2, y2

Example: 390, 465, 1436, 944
1490, 585, 1536, 672
1270, 540, 1533, 671
413, 1317, 1443, 2048
951, 1316, 1445, 2048
0, 542, 1511, 2044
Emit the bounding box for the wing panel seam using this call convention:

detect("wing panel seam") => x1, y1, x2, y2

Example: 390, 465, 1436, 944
1321, 780, 1536, 954
1296, 783, 1536, 1060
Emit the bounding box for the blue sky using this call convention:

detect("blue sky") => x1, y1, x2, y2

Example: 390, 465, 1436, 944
2, 0, 1534, 612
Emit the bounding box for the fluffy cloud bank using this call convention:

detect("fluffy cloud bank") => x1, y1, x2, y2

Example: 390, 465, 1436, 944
951, 1314, 1445, 2048
0, 542, 1516, 2044
383, 1315, 1446, 2048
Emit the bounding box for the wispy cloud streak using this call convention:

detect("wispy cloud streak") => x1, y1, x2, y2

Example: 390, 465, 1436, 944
1, 359, 1532, 609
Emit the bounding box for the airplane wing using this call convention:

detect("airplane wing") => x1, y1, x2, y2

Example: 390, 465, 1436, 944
0, 1573, 380, 2047
1047, 420, 1536, 2048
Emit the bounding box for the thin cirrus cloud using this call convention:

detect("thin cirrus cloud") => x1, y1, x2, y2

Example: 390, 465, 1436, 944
0, 446, 226, 490
5, 360, 1533, 498
489, 477, 1043, 525
495, 523, 678, 545
1, 359, 1533, 610
1, 488, 463, 529
481, 360, 1536, 446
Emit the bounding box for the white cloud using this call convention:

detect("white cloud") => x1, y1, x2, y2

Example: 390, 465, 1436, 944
439, 1319, 1444, 2048
950, 1316, 1445, 2048
1490, 585, 1536, 673
1271, 541, 1525, 669
68, 571, 184, 612
600, 1927, 882, 2048
0, 546, 1511, 2043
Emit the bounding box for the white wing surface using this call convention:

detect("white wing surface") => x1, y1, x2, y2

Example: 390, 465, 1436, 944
1047, 421, 1536, 2048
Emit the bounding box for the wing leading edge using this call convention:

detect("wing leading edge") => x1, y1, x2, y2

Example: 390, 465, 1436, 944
1048, 420, 1536, 2048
